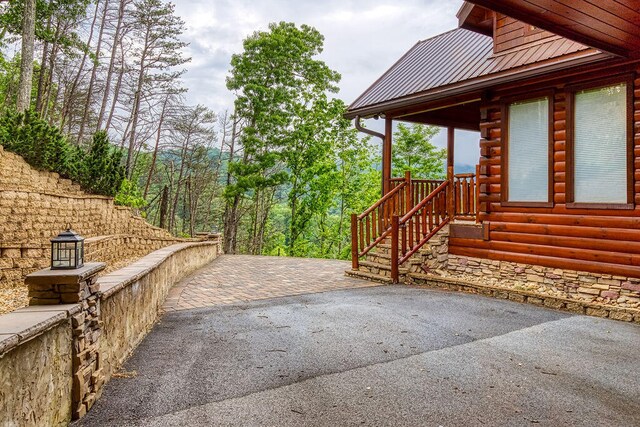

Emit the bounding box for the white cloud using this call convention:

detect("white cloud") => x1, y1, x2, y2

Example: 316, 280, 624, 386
173, 0, 480, 165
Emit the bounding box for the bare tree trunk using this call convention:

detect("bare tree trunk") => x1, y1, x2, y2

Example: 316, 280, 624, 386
41, 24, 61, 121
78, 0, 110, 143
159, 185, 169, 229
61, 0, 101, 128
223, 115, 240, 253
17, 0, 36, 111
187, 177, 195, 237
125, 66, 145, 176
48, 80, 62, 125
105, 55, 124, 131
98, 0, 125, 129
170, 131, 191, 232
35, 16, 53, 114
143, 95, 168, 198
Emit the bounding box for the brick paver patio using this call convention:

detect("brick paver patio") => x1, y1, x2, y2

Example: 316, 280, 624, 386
163, 255, 379, 311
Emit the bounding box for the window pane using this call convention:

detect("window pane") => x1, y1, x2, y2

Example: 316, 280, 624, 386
574, 84, 627, 203
508, 98, 549, 202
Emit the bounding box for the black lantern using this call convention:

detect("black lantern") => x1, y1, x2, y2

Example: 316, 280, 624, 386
51, 228, 84, 270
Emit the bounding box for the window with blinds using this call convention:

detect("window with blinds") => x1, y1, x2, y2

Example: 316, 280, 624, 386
508, 97, 549, 202
573, 84, 627, 204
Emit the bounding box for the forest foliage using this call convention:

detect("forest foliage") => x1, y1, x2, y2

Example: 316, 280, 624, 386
0, 0, 444, 259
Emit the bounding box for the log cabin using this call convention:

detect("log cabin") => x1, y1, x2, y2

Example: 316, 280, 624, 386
346, 1, 640, 307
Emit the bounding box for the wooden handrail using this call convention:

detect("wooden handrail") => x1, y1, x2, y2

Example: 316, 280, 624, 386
353, 171, 478, 279
390, 180, 450, 282
399, 181, 449, 224
357, 181, 406, 220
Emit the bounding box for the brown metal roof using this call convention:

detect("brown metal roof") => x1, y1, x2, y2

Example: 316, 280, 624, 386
347, 28, 605, 117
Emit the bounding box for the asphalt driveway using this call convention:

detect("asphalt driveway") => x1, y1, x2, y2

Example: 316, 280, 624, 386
77, 285, 640, 426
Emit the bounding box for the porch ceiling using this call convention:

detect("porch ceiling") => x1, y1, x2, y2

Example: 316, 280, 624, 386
392, 101, 481, 132
467, 0, 640, 58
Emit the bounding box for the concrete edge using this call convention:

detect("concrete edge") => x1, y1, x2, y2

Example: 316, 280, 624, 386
0, 309, 71, 357
98, 241, 218, 300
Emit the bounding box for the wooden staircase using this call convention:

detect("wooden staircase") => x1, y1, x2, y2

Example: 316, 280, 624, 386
347, 171, 477, 284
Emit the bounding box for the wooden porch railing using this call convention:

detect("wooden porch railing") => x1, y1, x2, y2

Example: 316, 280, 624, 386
351, 169, 479, 279
452, 172, 478, 221
350, 179, 407, 269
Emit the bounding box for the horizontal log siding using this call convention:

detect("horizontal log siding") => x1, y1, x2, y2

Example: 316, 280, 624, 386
452, 72, 640, 277
494, 15, 554, 53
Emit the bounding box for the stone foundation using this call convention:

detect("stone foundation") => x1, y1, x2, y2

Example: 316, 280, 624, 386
405, 224, 640, 313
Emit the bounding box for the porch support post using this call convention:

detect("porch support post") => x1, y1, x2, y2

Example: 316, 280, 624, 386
382, 117, 393, 196
350, 213, 359, 270
447, 127, 455, 217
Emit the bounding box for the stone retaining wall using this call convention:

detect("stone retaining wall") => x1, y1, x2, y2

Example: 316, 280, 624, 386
0, 241, 220, 425
0, 146, 193, 291
0, 318, 72, 426
99, 241, 220, 381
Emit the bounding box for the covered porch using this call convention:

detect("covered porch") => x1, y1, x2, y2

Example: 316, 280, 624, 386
350, 95, 483, 282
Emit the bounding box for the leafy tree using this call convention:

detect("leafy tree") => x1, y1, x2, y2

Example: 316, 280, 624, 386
226, 22, 341, 255
0, 0, 92, 111
392, 123, 446, 179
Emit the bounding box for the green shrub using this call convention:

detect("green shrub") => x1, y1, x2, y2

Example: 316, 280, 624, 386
0, 110, 130, 201
0, 110, 71, 175
114, 178, 146, 209
81, 131, 125, 197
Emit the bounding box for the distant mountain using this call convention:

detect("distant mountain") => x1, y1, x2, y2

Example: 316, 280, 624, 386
454, 164, 476, 174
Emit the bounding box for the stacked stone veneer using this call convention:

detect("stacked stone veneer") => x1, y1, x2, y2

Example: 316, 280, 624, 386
406, 225, 640, 312
25, 263, 106, 418
0, 146, 194, 290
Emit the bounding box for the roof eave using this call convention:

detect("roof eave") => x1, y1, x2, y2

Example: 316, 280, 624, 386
344, 51, 612, 120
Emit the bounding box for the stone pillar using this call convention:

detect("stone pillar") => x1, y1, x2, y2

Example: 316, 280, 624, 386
25, 262, 106, 419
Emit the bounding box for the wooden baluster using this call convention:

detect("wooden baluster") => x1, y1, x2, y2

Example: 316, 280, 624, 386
351, 214, 359, 269
414, 210, 420, 244
401, 222, 407, 257
359, 220, 365, 252
410, 217, 414, 249
465, 178, 470, 214
471, 175, 476, 215
365, 216, 371, 246
453, 179, 462, 215
428, 201, 433, 231
372, 209, 377, 239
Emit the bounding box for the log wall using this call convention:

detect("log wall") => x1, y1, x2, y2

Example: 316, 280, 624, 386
494, 14, 554, 53
453, 68, 640, 278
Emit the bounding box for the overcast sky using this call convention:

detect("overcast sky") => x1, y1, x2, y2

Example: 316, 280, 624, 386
173, 0, 480, 166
